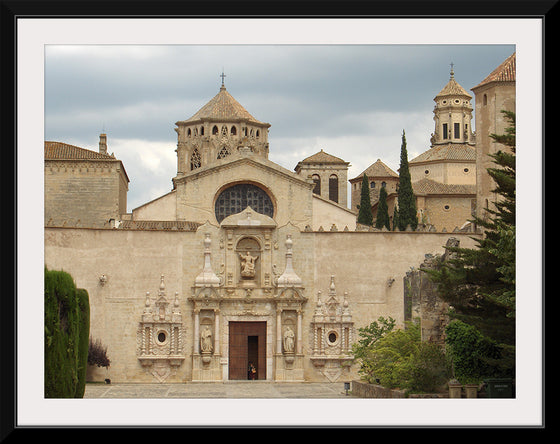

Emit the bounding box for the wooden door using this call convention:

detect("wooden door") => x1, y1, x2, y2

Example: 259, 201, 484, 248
228, 322, 266, 380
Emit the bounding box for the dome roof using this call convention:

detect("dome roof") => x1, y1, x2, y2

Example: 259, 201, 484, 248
177, 85, 269, 126
434, 66, 472, 99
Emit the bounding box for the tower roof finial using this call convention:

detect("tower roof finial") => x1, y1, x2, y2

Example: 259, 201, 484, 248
450, 62, 455, 79
220, 69, 226, 89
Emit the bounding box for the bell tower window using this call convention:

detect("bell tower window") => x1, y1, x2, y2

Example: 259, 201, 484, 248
329, 174, 339, 203
311, 174, 321, 195
442, 123, 448, 140
454, 122, 460, 139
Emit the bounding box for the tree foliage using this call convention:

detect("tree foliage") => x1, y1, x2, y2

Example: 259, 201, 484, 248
396, 130, 418, 231
375, 185, 390, 230
425, 111, 516, 375
357, 173, 373, 226
445, 320, 507, 384
352, 318, 450, 393
44, 268, 90, 398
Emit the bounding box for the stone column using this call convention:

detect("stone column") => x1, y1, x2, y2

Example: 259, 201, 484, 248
297, 309, 303, 354
193, 309, 200, 354
276, 309, 282, 354
214, 309, 220, 355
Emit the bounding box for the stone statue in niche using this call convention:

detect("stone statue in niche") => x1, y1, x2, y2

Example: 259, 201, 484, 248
200, 325, 213, 353
239, 251, 258, 279
283, 326, 295, 353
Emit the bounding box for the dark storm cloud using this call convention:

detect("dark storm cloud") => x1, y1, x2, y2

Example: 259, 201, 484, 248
44, 44, 515, 210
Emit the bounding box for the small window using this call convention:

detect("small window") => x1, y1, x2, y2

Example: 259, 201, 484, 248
312, 174, 321, 195
442, 123, 448, 139
454, 123, 460, 139
463, 168, 469, 173
381, 181, 386, 188
370, 181, 375, 189
483, 94, 488, 106
329, 175, 339, 203
231, 126, 237, 136
444, 205, 450, 211
157, 331, 167, 343
200, 126, 204, 136
425, 169, 430, 175
212, 125, 219, 135
187, 128, 192, 137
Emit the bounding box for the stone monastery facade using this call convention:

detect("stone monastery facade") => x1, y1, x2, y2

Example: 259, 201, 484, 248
44, 54, 515, 383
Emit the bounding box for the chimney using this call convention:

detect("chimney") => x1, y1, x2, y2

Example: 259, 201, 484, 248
99, 133, 107, 154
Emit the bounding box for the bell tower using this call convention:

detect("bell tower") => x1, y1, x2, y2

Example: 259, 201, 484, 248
431, 64, 475, 147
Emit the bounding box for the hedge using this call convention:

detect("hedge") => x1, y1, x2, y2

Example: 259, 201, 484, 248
44, 268, 90, 398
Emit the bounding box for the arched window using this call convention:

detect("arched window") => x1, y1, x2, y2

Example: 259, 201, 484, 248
231, 126, 237, 136
381, 181, 386, 188
215, 183, 274, 223
483, 94, 488, 106
217, 146, 231, 159
329, 174, 339, 203
311, 174, 321, 195
212, 125, 219, 135
221, 125, 228, 136
370, 181, 376, 189
190, 148, 201, 170
187, 128, 192, 137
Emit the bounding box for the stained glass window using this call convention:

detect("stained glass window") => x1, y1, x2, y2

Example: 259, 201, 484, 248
215, 184, 274, 223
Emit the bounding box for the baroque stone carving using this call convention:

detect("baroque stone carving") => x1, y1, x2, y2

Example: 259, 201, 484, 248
310, 275, 354, 382
137, 275, 185, 382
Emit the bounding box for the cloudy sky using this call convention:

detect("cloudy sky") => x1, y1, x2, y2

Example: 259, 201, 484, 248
44, 43, 515, 211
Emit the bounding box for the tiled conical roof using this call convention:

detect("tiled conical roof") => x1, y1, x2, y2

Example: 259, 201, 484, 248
409, 144, 475, 164
178, 85, 267, 125
350, 159, 398, 182
435, 76, 472, 99
412, 178, 476, 195
299, 149, 348, 165
472, 52, 516, 90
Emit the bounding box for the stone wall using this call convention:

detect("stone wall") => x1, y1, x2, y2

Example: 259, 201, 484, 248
45, 160, 127, 228
44, 226, 479, 383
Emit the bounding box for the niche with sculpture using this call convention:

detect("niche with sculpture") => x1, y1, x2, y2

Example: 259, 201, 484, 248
236, 236, 261, 287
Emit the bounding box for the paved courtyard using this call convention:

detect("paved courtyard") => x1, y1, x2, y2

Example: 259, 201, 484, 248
84, 381, 354, 399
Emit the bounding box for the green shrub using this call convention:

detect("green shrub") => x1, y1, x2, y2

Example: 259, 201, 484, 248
75, 288, 90, 398
44, 268, 90, 398
356, 320, 451, 393
445, 320, 506, 384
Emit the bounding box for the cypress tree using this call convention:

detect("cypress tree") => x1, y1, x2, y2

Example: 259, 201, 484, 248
357, 173, 373, 226
375, 185, 390, 230
45, 268, 90, 398
396, 130, 417, 231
